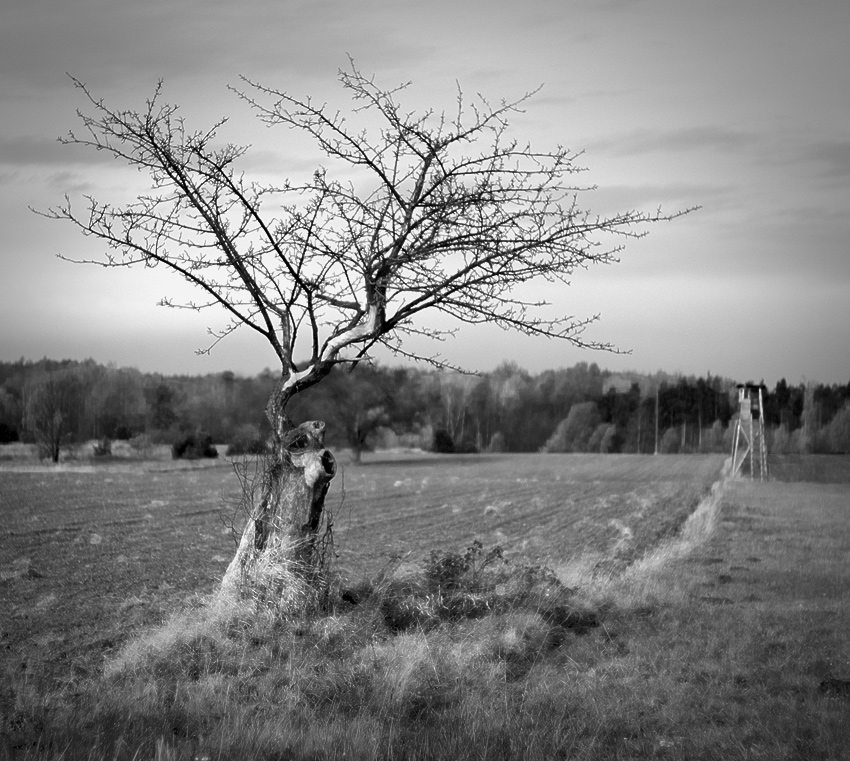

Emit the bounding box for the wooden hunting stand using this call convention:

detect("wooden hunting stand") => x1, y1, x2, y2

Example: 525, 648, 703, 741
731, 383, 768, 480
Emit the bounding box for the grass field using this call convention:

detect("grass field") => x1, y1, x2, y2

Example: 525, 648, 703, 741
1, 449, 849, 759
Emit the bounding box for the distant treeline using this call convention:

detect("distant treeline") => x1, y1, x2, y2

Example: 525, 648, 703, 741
1, 357, 849, 458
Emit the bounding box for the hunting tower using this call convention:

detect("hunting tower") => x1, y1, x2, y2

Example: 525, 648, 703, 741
731, 383, 768, 480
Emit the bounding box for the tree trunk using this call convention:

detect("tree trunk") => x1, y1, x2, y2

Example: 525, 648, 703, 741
220, 418, 337, 610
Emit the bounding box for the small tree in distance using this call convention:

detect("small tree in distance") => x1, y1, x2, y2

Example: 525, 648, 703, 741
23, 368, 82, 463
40, 62, 691, 609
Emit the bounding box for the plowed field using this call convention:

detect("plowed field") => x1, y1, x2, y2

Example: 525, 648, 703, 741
330, 453, 725, 574
0, 453, 724, 685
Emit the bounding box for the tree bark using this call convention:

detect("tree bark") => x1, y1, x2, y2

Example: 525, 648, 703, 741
220, 418, 337, 609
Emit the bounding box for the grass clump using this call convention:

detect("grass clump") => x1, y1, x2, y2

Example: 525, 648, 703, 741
356, 541, 600, 637
4, 544, 611, 760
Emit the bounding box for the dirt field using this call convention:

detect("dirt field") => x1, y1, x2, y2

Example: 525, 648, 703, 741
0, 453, 721, 685
329, 452, 724, 575
4, 451, 850, 759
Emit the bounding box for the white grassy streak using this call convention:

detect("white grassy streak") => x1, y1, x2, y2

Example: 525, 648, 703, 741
627, 457, 732, 579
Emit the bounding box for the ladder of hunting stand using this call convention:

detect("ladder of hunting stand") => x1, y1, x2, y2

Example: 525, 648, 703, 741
732, 384, 768, 481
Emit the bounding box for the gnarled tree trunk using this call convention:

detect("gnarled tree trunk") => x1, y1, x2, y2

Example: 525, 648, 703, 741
220, 415, 337, 611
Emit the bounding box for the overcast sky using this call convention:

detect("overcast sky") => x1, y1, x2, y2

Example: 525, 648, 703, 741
2, 0, 848, 385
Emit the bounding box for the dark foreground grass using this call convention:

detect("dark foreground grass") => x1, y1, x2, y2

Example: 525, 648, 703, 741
3, 456, 850, 760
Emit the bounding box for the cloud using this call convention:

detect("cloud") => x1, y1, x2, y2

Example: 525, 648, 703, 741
587, 126, 757, 157
0, 136, 98, 167
1, 0, 435, 98
805, 140, 850, 181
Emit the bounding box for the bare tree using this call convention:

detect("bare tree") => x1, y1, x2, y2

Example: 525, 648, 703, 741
24, 368, 82, 463
40, 63, 690, 608
432, 372, 479, 451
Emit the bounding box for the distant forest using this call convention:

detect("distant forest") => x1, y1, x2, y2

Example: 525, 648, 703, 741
2, 357, 849, 459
